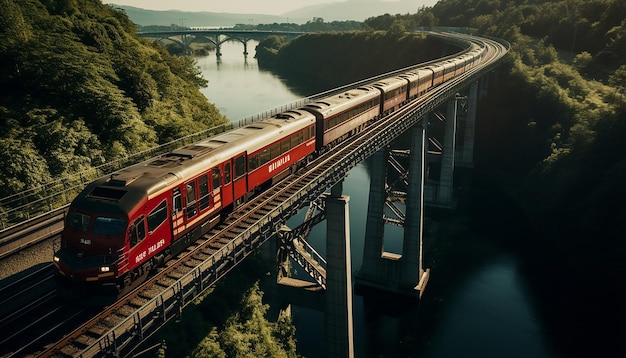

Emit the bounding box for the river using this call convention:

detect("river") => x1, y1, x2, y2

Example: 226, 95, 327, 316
196, 40, 559, 358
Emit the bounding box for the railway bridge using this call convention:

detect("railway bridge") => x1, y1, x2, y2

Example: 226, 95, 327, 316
137, 29, 304, 56
0, 32, 508, 358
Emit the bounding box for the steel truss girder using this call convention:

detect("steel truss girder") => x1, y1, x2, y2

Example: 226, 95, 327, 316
278, 197, 328, 289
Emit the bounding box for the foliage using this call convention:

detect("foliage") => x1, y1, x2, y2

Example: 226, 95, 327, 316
364, 0, 626, 79
254, 35, 287, 68
233, 19, 364, 32
0, 137, 52, 198
357, 1, 626, 355
0, 0, 227, 198
147, 253, 298, 358
209, 282, 297, 358
258, 31, 449, 89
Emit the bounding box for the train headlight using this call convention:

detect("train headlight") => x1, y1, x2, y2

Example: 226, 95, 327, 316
53, 256, 60, 263
99, 266, 110, 273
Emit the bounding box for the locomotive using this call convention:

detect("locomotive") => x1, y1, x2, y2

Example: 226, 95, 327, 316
53, 41, 485, 290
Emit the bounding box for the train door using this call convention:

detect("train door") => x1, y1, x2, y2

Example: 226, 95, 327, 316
232, 152, 247, 205
211, 167, 221, 209
185, 180, 198, 221
221, 161, 233, 207
171, 187, 185, 237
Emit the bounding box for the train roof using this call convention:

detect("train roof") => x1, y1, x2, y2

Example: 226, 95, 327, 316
369, 76, 409, 91
70, 110, 316, 212
302, 86, 380, 117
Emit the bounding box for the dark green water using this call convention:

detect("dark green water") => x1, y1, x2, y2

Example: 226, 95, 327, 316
198, 41, 560, 358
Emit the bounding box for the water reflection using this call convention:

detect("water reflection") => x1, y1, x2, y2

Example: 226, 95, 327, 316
195, 40, 305, 122
196, 40, 558, 358
424, 256, 555, 358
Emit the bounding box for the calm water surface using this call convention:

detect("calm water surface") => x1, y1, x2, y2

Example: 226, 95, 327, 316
197, 41, 558, 358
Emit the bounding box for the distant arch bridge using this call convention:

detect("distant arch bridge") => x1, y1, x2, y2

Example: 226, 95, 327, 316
137, 29, 305, 56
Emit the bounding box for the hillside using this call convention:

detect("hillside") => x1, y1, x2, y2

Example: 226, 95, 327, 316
0, 0, 227, 199
109, 4, 285, 27
361, 1, 626, 357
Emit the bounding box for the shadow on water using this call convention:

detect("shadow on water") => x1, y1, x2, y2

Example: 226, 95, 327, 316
345, 162, 561, 358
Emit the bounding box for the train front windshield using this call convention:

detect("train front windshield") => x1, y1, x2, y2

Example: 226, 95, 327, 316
93, 217, 127, 236
66, 212, 126, 236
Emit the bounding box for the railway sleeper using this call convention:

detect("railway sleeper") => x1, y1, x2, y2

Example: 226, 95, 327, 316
89, 323, 111, 337
166, 272, 183, 281
208, 241, 223, 250
60, 344, 81, 356
128, 297, 149, 309
72, 335, 95, 350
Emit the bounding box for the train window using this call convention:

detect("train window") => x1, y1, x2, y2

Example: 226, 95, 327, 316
235, 155, 245, 178
259, 148, 270, 166
173, 188, 182, 214
67, 211, 90, 232
270, 143, 280, 159
186, 181, 197, 219
291, 133, 299, 148
93, 217, 126, 236
148, 200, 168, 233
249, 154, 259, 170
198, 175, 211, 211
280, 139, 290, 154
212, 168, 220, 189
224, 162, 231, 183
129, 216, 145, 247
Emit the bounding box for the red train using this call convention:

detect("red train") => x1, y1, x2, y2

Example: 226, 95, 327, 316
53, 43, 485, 290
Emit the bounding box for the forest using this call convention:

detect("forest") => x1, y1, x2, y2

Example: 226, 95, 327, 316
0, 0, 227, 200
256, 0, 626, 356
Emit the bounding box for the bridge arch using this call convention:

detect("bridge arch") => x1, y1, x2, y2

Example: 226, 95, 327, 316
139, 29, 305, 57
153, 36, 186, 53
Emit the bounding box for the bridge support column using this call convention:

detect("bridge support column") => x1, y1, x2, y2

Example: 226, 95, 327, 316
356, 120, 429, 297
324, 181, 354, 358
401, 121, 429, 294
435, 96, 458, 208
213, 35, 222, 57
458, 81, 479, 166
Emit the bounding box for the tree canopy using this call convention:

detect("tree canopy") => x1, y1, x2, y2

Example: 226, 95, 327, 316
0, 0, 226, 198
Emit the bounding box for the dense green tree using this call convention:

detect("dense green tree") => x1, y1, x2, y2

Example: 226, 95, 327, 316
255, 35, 287, 68
0, 0, 227, 199
0, 138, 52, 198
261, 32, 449, 89
218, 282, 296, 358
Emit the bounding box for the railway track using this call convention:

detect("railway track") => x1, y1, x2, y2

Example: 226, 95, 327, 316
0, 209, 65, 260
0, 263, 98, 358
1, 34, 507, 357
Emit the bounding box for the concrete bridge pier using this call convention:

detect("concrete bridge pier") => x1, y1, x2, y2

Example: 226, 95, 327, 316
356, 119, 430, 298
324, 181, 355, 358
458, 81, 479, 167
435, 96, 458, 208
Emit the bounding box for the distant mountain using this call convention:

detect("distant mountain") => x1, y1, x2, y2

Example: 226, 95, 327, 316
109, 0, 434, 27
108, 5, 286, 27
283, 0, 435, 22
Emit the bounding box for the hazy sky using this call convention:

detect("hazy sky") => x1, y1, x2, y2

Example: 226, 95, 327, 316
103, 0, 438, 15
